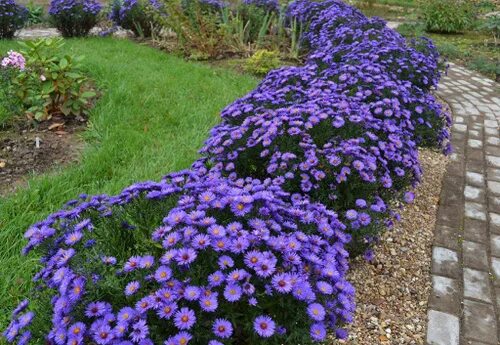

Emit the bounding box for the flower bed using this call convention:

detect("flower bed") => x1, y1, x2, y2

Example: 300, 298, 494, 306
2, 0, 450, 344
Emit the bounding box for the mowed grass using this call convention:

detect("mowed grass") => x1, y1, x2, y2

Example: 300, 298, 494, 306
0, 38, 257, 331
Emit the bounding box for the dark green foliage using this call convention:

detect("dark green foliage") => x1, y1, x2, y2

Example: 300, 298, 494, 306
422, 0, 476, 34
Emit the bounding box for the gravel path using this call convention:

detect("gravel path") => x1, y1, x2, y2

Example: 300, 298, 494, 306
334, 149, 448, 345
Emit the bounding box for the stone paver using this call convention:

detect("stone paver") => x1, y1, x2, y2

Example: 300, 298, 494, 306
427, 63, 500, 345
14, 27, 133, 40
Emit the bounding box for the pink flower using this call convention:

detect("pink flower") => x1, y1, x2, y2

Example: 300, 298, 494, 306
1, 51, 25, 70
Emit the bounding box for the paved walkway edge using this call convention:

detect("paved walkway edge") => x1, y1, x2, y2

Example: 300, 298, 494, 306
427, 64, 500, 345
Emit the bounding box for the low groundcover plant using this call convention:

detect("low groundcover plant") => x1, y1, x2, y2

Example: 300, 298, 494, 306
3, 0, 451, 344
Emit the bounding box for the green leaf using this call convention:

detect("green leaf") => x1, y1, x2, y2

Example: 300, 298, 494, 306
66, 72, 82, 79
81, 91, 97, 98
42, 83, 55, 94
59, 58, 68, 69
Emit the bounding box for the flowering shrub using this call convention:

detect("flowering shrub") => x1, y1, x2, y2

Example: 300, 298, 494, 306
0, 0, 27, 39
201, 0, 451, 250
49, 0, 102, 37
110, 0, 164, 37
7, 38, 97, 121
3, 0, 452, 343
5, 170, 355, 344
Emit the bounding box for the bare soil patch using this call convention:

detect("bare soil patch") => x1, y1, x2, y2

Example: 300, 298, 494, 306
0, 117, 86, 196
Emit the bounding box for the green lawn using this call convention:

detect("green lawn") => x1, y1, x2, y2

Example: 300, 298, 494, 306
0, 38, 257, 331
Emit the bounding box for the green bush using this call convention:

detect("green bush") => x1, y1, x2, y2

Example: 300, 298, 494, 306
244, 49, 281, 75
422, 0, 475, 33
475, 0, 496, 14
13, 38, 97, 121
480, 15, 500, 43
25, 1, 44, 26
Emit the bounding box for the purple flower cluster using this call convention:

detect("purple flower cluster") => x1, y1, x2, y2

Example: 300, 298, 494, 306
4, 0, 451, 344
48, 0, 102, 37
1, 50, 25, 70
0, 0, 28, 39
49, 0, 101, 16
6, 169, 354, 344
201, 0, 451, 250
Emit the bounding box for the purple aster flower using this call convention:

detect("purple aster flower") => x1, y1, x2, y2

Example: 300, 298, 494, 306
125, 281, 140, 296
154, 266, 172, 282
175, 248, 197, 266
17, 311, 34, 328
364, 249, 375, 262
310, 323, 327, 341
212, 318, 233, 339
68, 322, 86, 338
85, 302, 110, 318
183, 286, 201, 301
174, 308, 196, 330
18, 331, 31, 345
139, 255, 155, 269
253, 315, 275, 338
52, 326, 67, 345
336, 328, 349, 339
358, 212, 371, 226
307, 303, 326, 321
192, 234, 211, 249
345, 209, 358, 221
123, 256, 141, 272
355, 199, 367, 208
254, 259, 276, 277
12, 299, 29, 317
92, 322, 114, 344
67, 335, 84, 345
404, 191, 415, 203
223, 284, 242, 302
200, 294, 218, 312
101, 256, 117, 265
130, 320, 149, 343
316, 281, 333, 295
64, 231, 83, 245
208, 341, 224, 345
173, 331, 192, 345
157, 302, 178, 319
218, 255, 234, 269
136, 296, 153, 314
271, 273, 293, 293
248, 297, 258, 306
208, 271, 225, 287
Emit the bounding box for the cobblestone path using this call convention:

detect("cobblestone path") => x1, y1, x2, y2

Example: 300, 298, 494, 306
427, 64, 500, 345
